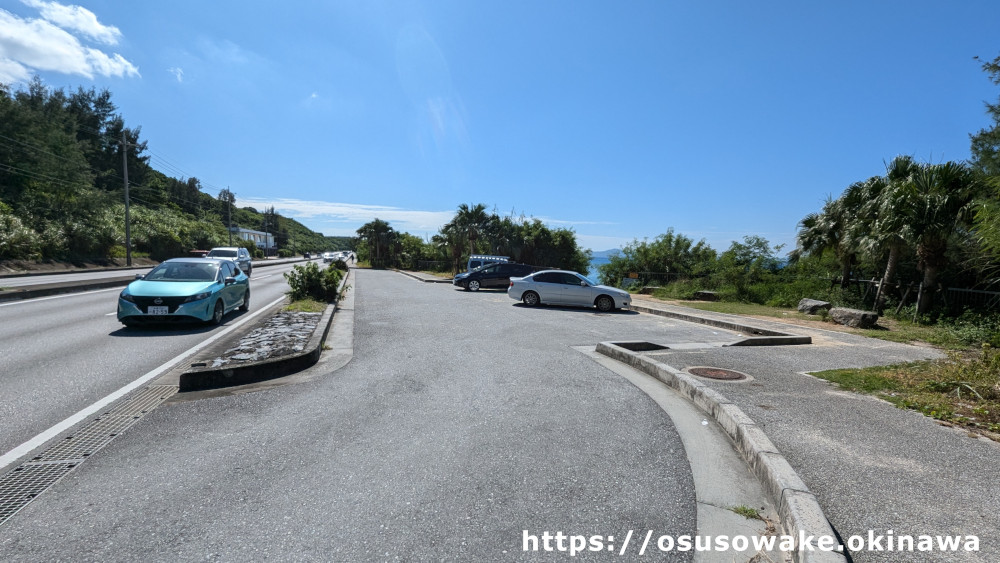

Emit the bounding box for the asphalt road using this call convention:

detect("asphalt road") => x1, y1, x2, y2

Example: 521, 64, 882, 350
0, 269, 744, 561
0, 261, 306, 462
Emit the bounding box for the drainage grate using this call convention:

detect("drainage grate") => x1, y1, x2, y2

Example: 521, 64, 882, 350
613, 341, 669, 352
0, 385, 177, 527
687, 367, 748, 381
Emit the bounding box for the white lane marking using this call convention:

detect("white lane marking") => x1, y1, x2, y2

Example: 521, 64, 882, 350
0, 287, 122, 308
251, 274, 274, 280
0, 295, 286, 473
106, 312, 117, 316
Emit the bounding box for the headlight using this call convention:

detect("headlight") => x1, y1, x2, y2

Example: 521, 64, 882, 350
184, 292, 211, 303
119, 292, 135, 303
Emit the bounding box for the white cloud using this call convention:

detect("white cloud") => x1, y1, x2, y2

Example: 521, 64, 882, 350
21, 0, 122, 45
0, 57, 30, 84
0, 3, 137, 83
168, 66, 183, 82
236, 197, 455, 234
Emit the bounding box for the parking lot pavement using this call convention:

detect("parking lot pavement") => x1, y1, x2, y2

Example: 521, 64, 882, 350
626, 323, 998, 562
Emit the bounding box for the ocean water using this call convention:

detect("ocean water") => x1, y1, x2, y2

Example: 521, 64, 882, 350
587, 256, 611, 280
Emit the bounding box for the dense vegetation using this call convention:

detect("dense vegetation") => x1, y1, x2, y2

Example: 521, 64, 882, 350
354, 203, 591, 274
0, 78, 348, 263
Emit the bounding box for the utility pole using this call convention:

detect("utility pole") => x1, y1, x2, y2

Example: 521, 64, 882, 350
121, 131, 131, 266
227, 186, 233, 245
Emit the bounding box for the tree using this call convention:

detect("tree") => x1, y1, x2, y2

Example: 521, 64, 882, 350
356, 218, 396, 268
453, 203, 489, 258
971, 55, 1000, 176
900, 162, 983, 315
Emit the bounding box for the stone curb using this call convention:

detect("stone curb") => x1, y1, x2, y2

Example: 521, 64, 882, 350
0, 258, 307, 303
629, 303, 812, 346
176, 269, 351, 392
596, 341, 846, 563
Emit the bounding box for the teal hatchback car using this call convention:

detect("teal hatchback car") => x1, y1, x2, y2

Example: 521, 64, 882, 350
117, 258, 250, 326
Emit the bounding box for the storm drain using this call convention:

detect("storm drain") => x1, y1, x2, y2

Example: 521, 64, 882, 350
687, 367, 748, 381
0, 385, 177, 526
612, 341, 669, 352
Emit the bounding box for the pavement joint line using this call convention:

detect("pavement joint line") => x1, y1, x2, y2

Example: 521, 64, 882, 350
596, 341, 847, 563
0, 295, 285, 474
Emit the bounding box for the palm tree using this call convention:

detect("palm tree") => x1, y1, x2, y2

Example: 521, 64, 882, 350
794, 193, 859, 288
859, 156, 919, 311
356, 218, 395, 268
453, 203, 489, 258
900, 162, 983, 315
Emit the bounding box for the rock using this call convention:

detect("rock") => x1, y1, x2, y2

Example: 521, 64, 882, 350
797, 298, 832, 315
829, 307, 879, 329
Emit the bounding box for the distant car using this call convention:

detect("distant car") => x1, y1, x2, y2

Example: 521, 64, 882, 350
117, 258, 250, 326
206, 246, 253, 275
322, 251, 336, 263
453, 263, 541, 291
507, 270, 631, 312
466, 254, 509, 272
303, 252, 311, 259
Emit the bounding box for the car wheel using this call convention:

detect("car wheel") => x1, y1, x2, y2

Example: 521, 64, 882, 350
595, 295, 615, 312
210, 299, 224, 325
239, 288, 250, 312
468, 280, 481, 292
522, 291, 540, 306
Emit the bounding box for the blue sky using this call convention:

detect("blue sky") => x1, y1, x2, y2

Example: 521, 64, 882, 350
2, 1, 999, 254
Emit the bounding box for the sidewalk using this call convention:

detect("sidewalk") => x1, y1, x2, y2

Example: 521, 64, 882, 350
618, 296, 998, 561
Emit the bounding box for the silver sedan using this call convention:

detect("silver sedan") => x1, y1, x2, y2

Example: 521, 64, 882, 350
507, 270, 631, 312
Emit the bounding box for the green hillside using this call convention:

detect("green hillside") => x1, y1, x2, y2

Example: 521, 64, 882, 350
0, 79, 348, 263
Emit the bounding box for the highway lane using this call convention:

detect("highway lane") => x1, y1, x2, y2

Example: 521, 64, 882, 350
0, 269, 746, 561
0, 262, 305, 461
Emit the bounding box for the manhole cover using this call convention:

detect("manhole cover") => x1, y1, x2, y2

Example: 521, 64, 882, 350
688, 367, 747, 381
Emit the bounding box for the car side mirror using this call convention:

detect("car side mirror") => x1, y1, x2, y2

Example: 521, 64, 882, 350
134, 274, 145, 280
580, 281, 588, 286
225, 276, 237, 285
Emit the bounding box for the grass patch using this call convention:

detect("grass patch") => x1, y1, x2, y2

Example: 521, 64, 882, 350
730, 505, 763, 520
284, 298, 327, 313
811, 347, 1000, 436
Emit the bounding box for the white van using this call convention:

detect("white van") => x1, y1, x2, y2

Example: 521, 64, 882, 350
467, 255, 509, 272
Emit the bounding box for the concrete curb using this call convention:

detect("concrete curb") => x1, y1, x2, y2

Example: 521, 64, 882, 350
0, 276, 137, 302
596, 341, 846, 563
0, 258, 308, 303
176, 268, 351, 392
392, 269, 454, 283
630, 302, 812, 346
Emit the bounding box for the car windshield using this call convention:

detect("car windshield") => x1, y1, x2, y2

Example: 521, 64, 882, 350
581, 274, 599, 286
208, 249, 237, 258
144, 262, 219, 282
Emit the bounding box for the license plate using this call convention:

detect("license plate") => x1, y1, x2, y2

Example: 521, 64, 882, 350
147, 306, 169, 315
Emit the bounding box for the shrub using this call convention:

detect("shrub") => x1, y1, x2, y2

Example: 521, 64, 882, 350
284, 262, 344, 303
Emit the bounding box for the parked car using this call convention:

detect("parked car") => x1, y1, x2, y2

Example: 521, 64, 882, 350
117, 258, 250, 326
466, 254, 509, 272
454, 262, 541, 291
206, 246, 253, 275
507, 270, 631, 312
